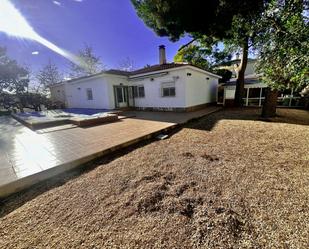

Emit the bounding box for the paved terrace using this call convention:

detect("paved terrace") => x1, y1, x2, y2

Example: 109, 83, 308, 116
0, 106, 220, 197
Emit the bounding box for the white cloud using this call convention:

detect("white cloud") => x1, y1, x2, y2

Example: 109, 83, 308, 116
53, 1, 61, 6
73, 0, 83, 2
32, 51, 39, 55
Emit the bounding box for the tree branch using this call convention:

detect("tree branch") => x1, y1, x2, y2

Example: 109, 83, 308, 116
178, 38, 197, 51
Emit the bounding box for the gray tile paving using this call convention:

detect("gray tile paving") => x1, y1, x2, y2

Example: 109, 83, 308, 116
0, 106, 220, 197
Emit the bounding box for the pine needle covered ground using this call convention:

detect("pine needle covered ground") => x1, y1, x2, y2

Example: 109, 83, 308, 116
1, 108, 308, 249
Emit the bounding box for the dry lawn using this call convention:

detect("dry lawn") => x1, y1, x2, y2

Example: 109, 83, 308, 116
0, 108, 309, 249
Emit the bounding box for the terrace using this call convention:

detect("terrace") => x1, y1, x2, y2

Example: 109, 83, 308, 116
0, 106, 221, 198
11, 108, 120, 130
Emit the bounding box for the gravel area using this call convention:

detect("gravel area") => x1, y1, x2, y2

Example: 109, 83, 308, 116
0, 108, 308, 249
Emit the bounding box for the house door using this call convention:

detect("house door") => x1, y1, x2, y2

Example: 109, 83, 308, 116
114, 86, 128, 108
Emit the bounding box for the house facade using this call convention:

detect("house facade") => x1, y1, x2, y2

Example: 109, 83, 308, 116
50, 46, 221, 112
217, 59, 304, 107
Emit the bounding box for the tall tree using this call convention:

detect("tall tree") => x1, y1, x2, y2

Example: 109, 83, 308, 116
0, 47, 29, 95
0, 47, 30, 111
0, 47, 53, 112
118, 57, 135, 71
131, 0, 267, 106
36, 60, 62, 94
174, 41, 233, 82
174, 43, 212, 69
69, 44, 104, 78
256, 0, 309, 117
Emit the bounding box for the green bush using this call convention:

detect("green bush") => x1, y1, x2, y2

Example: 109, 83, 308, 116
0, 110, 11, 116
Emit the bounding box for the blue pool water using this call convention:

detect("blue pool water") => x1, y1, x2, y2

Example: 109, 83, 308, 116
17, 112, 46, 117
63, 108, 110, 115
16, 108, 111, 119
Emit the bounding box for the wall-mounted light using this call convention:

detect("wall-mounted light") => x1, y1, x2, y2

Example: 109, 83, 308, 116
150, 78, 154, 81
206, 77, 210, 80
77, 87, 81, 90
187, 73, 192, 76
120, 83, 123, 86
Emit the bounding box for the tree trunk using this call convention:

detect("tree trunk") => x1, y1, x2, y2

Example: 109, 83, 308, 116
234, 37, 249, 107
262, 88, 278, 118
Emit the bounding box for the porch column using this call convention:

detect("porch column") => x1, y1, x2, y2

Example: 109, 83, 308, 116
246, 88, 249, 106
259, 87, 263, 106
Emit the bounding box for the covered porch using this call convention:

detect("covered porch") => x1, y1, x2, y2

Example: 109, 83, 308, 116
220, 77, 305, 107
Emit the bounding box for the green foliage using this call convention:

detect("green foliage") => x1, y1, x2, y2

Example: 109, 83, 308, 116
69, 44, 104, 78
174, 41, 233, 82
0, 47, 52, 111
213, 69, 233, 83
132, 0, 268, 107
256, 0, 309, 91
19, 92, 52, 111
174, 44, 211, 69
131, 0, 266, 41
0, 110, 11, 116
174, 41, 233, 70
0, 46, 29, 94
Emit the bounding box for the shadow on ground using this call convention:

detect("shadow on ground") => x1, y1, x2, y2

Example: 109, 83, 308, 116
184, 107, 309, 132
123, 107, 309, 130
0, 107, 308, 218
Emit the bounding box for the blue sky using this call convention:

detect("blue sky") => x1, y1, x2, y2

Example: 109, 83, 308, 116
0, 0, 191, 73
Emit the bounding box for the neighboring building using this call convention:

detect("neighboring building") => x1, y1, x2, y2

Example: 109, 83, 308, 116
50, 45, 221, 112
217, 58, 304, 107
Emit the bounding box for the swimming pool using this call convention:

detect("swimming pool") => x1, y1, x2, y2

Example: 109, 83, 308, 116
62, 108, 111, 116
12, 108, 119, 130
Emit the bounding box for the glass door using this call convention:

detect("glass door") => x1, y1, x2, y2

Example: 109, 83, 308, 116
114, 86, 128, 108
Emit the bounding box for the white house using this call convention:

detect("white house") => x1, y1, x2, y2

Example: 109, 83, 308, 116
217, 58, 303, 107
215, 58, 266, 106
50, 45, 221, 112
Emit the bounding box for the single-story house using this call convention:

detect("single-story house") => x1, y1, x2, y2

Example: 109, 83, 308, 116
50, 45, 221, 112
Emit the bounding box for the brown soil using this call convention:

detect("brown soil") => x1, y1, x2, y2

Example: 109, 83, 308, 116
0, 108, 309, 249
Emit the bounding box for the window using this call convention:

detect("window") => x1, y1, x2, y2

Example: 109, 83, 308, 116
86, 88, 93, 100
248, 88, 262, 98
161, 82, 176, 97
138, 86, 145, 98
133, 85, 145, 98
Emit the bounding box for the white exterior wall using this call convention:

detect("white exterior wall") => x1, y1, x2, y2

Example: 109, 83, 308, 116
225, 88, 236, 99
129, 69, 187, 109
245, 62, 256, 76
230, 61, 257, 78
184, 68, 218, 107
65, 75, 128, 109
50, 84, 66, 104
49, 66, 220, 110
104, 75, 129, 108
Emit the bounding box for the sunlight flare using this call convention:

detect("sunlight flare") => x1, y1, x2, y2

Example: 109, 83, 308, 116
0, 0, 83, 67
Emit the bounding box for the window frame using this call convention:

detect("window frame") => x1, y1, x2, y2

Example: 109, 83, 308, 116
161, 82, 176, 97
86, 88, 93, 100
133, 85, 145, 98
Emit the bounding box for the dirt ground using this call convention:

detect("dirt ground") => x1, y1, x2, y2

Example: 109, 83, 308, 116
0, 108, 308, 249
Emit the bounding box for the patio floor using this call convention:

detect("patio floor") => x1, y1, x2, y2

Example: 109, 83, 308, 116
0, 106, 220, 197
